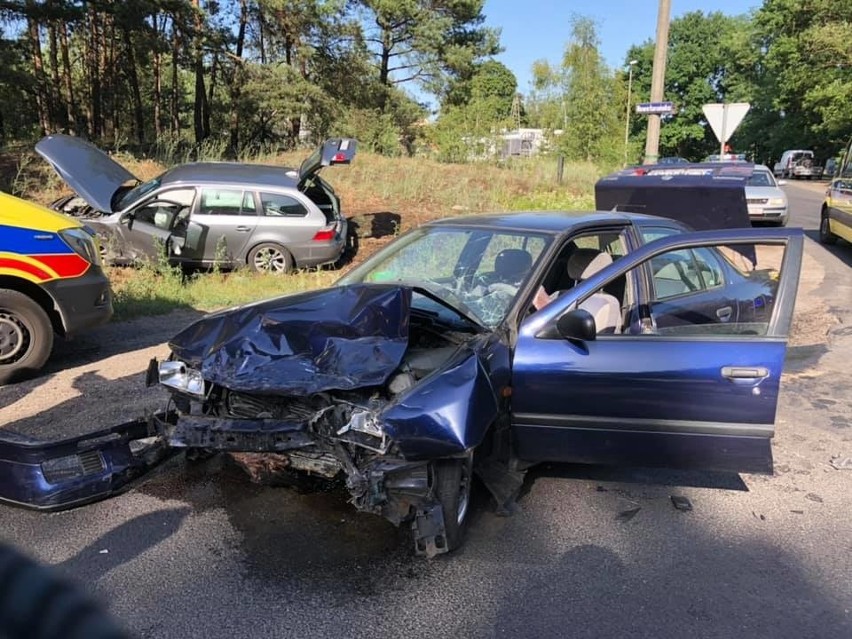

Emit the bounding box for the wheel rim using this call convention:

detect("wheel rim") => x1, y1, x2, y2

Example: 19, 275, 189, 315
253, 247, 287, 273
0, 312, 29, 364
456, 458, 472, 525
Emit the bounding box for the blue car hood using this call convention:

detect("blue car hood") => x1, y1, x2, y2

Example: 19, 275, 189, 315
169, 284, 412, 395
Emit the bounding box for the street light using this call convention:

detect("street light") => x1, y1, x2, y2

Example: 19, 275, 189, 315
624, 60, 638, 166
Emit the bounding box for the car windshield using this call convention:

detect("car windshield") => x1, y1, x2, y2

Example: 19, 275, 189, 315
338, 226, 552, 328
115, 176, 162, 210
747, 170, 775, 187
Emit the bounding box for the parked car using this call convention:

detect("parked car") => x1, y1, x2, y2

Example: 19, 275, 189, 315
773, 149, 822, 180
0, 210, 803, 557
820, 136, 852, 245
745, 164, 788, 226
703, 153, 747, 162
35, 135, 356, 272
0, 191, 112, 384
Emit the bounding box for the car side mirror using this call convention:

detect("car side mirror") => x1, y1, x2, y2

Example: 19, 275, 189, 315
556, 309, 596, 341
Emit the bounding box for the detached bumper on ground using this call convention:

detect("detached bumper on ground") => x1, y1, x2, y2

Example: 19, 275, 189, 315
0, 414, 174, 510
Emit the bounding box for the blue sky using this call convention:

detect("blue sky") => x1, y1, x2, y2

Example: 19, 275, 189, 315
483, 0, 762, 94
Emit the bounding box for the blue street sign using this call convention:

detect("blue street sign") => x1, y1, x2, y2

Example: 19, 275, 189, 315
636, 101, 675, 114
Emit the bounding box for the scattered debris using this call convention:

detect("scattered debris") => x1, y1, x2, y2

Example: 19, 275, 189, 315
805, 493, 824, 503
98, 549, 109, 554
790, 510, 804, 515
596, 485, 608, 492
830, 456, 852, 470
670, 495, 693, 512
616, 507, 641, 522
751, 511, 766, 521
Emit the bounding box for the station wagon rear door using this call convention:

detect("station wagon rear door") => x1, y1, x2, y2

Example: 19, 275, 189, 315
510, 228, 803, 474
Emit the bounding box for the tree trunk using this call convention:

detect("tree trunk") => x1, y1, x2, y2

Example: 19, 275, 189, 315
258, 9, 266, 65
122, 27, 144, 144
152, 13, 163, 138
59, 22, 77, 134
84, 8, 99, 137
191, 0, 209, 144
170, 17, 180, 136
47, 19, 62, 130
228, 0, 249, 157
25, 2, 49, 134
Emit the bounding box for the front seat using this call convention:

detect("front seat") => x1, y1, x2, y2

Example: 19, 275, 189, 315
565, 248, 622, 334
490, 248, 533, 292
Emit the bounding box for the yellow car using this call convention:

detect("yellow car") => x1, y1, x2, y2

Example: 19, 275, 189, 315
0, 191, 112, 384
820, 136, 852, 245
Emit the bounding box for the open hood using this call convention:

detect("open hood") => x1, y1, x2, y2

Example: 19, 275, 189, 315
298, 138, 357, 184
35, 134, 137, 214
169, 284, 411, 395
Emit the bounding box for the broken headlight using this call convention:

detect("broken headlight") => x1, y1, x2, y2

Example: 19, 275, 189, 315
158, 360, 205, 397
336, 408, 389, 453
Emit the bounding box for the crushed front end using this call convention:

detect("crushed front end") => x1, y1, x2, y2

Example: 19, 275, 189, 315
149, 284, 505, 556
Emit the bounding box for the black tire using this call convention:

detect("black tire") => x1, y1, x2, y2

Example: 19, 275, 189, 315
247, 242, 293, 274
819, 213, 838, 245
0, 290, 54, 385
432, 457, 473, 552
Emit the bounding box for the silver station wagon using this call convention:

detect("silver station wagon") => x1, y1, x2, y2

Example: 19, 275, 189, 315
36, 135, 356, 272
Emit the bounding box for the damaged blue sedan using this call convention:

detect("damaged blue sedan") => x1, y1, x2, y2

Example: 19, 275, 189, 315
0, 211, 803, 557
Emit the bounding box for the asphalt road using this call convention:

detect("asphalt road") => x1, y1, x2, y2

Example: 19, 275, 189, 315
1, 183, 850, 638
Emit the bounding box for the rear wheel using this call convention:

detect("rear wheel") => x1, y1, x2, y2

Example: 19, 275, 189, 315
0, 290, 54, 385
247, 243, 293, 274
819, 213, 838, 245
432, 457, 473, 552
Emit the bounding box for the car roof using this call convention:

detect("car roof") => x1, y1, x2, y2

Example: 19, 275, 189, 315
424, 210, 679, 235
159, 162, 300, 189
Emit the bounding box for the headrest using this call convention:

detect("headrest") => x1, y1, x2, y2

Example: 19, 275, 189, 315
566, 248, 613, 280
494, 248, 532, 281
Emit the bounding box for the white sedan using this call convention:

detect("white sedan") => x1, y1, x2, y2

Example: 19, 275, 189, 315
746, 165, 789, 226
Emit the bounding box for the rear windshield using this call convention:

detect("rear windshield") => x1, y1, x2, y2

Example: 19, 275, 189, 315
747, 171, 774, 187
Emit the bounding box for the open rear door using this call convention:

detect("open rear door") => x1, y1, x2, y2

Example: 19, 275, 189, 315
298, 138, 357, 185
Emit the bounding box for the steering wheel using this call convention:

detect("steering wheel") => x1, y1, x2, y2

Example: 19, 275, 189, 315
487, 282, 519, 296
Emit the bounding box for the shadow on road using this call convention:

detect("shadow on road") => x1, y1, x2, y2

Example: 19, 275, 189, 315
56, 508, 190, 583
804, 229, 852, 268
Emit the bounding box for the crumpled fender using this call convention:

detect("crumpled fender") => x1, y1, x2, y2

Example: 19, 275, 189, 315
382, 344, 503, 459
0, 414, 175, 511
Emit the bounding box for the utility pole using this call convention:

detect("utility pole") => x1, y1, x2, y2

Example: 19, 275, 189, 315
624, 60, 637, 166
643, 0, 671, 165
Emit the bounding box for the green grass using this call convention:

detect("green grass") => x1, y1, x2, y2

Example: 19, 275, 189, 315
110, 266, 339, 321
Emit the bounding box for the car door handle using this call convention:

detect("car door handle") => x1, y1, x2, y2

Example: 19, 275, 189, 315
721, 366, 770, 380
716, 306, 733, 321
235, 226, 251, 232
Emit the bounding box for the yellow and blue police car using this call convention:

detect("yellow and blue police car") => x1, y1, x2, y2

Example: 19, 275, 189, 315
1, 191, 112, 384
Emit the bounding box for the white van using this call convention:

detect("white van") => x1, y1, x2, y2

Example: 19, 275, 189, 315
773, 149, 822, 179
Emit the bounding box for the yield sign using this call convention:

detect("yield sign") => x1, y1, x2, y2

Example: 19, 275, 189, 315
703, 103, 750, 144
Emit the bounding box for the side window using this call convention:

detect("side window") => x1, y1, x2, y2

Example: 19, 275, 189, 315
132, 188, 195, 229
260, 192, 309, 217
198, 189, 255, 215
539, 228, 629, 298
841, 142, 852, 179
623, 241, 786, 337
